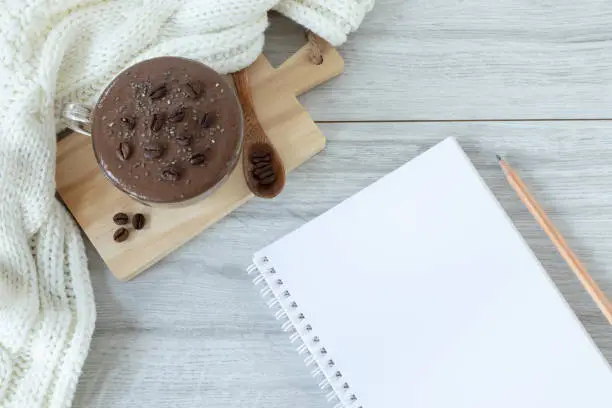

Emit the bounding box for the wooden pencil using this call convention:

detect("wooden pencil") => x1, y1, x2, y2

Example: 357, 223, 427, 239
498, 155, 612, 325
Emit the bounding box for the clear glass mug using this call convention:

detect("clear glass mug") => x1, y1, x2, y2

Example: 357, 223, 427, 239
61, 57, 244, 207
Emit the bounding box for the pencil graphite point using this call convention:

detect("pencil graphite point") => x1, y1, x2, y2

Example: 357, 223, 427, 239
496, 154, 502, 162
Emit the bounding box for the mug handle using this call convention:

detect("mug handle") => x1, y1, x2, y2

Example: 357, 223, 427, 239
62, 103, 93, 137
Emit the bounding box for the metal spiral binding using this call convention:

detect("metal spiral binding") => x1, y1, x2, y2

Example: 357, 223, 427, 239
247, 257, 362, 408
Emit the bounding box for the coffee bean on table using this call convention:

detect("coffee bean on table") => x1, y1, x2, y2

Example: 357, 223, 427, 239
132, 213, 146, 230
168, 108, 185, 123
189, 152, 207, 165
113, 227, 129, 243
143, 142, 165, 159
161, 166, 181, 181
113, 212, 129, 225
151, 113, 166, 132
120, 116, 136, 130
116, 142, 131, 161
149, 84, 168, 100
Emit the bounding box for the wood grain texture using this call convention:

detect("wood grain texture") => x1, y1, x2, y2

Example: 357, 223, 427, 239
71, 7, 612, 407
264, 3, 612, 121
56, 46, 343, 281
501, 158, 612, 325
74, 121, 612, 408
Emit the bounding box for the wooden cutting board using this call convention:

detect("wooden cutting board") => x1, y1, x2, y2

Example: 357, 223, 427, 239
56, 42, 344, 281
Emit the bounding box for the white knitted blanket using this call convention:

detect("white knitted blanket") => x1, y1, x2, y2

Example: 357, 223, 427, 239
0, 1, 373, 407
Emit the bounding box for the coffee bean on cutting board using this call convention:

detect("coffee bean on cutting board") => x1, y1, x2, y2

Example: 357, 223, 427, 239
132, 213, 146, 230
113, 227, 129, 243
113, 212, 129, 225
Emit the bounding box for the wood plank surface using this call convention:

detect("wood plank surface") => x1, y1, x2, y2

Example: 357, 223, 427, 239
73, 121, 612, 408
72, 4, 612, 407
265, 3, 612, 121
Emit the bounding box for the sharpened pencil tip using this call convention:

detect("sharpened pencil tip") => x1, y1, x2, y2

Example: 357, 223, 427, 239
496, 154, 502, 162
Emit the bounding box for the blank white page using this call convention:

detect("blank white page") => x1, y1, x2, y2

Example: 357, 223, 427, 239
254, 137, 612, 407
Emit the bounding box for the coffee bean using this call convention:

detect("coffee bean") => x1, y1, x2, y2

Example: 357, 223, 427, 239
258, 174, 277, 185
143, 142, 165, 159
253, 161, 270, 169
151, 113, 165, 132
251, 151, 270, 159
168, 108, 185, 123
189, 152, 207, 165
255, 168, 275, 180
250, 151, 271, 164
253, 164, 273, 177
161, 166, 181, 181
185, 81, 203, 98
116, 142, 132, 161
121, 116, 136, 130
200, 112, 214, 128
251, 156, 271, 164
113, 212, 129, 225
149, 84, 168, 100
175, 133, 192, 146
132, 213, 146, 230
113, 227, 129, 243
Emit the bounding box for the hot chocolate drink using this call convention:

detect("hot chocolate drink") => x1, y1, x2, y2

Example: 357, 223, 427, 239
91, 57, 243, 204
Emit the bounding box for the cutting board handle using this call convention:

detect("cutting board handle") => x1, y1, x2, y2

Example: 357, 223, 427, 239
273, 33, 344, 97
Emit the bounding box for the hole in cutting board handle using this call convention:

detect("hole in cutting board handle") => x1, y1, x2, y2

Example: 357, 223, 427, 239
264, 13, 313, 68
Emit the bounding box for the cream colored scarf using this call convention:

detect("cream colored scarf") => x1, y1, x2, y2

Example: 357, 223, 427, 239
0, 0, 373, 407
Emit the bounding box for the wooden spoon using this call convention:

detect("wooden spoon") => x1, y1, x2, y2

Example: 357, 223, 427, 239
233, 68, 286, 199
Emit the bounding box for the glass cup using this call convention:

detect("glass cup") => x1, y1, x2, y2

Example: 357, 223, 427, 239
62, 57, 243, 207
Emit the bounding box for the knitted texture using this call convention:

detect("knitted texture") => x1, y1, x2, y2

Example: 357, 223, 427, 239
0, 1, 373, 407
276, 0, 375, 45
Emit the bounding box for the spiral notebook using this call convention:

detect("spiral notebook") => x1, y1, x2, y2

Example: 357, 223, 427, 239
247, 137, 612, 408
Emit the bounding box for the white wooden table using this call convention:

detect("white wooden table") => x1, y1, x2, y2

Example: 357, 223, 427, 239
74, 4, 612, 407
